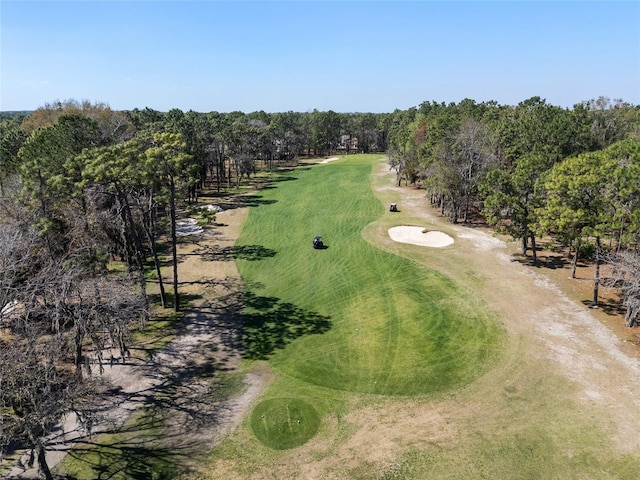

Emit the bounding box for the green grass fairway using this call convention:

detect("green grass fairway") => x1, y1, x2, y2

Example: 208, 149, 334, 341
250, 398, 320, 450
236, 155, 504, 396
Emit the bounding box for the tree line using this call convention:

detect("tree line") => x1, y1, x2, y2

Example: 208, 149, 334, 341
1, 96, 639, 477
386, 96, 640, 324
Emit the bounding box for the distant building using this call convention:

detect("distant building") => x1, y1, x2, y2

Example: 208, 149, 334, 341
337, 134, 358, 153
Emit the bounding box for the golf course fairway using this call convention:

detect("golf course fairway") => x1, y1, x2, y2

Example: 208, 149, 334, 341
235, 155, 505, 396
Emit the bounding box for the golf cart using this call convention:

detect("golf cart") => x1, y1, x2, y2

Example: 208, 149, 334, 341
312, 236, 324, 249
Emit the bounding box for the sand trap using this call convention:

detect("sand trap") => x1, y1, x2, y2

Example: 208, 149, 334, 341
176, 218, 203, 236
205, 204, 224, 213
319, 157, 339, 164
388, 226, 454, 248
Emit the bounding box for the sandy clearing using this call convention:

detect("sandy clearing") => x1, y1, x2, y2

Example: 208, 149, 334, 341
318, 157, 339, 164
457, 230, 506, 251
388, 225, 454, 247
176, 217, 204, 236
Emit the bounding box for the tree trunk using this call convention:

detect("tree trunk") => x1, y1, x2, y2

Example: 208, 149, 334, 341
571, 237, 582, 279
121, 191, 148, 302
139, 195, 166, 308
114, 195, 134, 266
74, 327, 84, 379
521, 233, 528, 256
27, 432, 54, 480
530, 234, 538, 266
216, 145, 225, 193
169, 177, 180, 312
592, 236, 601, 307
463, 197, 470, 224
617, 223, 625, 254
34, 440, 53, 480
626, 306, 639, 328
114, 186, 147, 300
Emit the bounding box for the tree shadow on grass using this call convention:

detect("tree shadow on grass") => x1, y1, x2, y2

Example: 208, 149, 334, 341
512, 252, 576, 270
63, 433, 177, 480
258, 175, 301, 190
241, 292, 332, 360
63, 326, 242, 479
189, 244, 277, 262
221, 194, 278, 211
536, 254, 569, 270
581, 298, 626, 317
62, 388, 211, 479
146, 293, 202, 314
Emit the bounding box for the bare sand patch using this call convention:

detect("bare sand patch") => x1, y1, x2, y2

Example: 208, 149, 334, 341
176, 217, 203, 236
319, 156, 339, 164
388, 225, 454, 247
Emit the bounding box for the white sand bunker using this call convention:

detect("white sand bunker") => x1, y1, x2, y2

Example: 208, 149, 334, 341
176, 218, 203, 236
319, 157, 339, 164
388, 226, 454, 248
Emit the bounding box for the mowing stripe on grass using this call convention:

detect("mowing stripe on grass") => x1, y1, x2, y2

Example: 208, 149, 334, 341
236, 154, 504, 395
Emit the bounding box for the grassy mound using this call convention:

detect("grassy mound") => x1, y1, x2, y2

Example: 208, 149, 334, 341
236, 155, 504, 395
250, 398, 320, 449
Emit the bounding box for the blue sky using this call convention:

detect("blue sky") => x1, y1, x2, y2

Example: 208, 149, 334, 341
2, 1, 639, 113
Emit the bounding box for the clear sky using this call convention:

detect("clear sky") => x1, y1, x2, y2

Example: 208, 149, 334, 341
1, 1, 639, 113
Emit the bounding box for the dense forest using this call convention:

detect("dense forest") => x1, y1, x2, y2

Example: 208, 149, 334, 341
1, 96, 639, 478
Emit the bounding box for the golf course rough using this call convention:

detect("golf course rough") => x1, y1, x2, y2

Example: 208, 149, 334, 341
236, 154, 505, 397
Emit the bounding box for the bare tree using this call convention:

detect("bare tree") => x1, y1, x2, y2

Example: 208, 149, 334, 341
0, 217, 146, 477
388, 148, 420, 187
604, 250, 640, 327
0, 327, 94, 480
449, 119, 497, 222
425, 119, 497, 223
